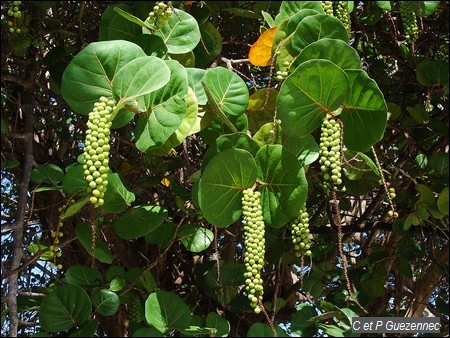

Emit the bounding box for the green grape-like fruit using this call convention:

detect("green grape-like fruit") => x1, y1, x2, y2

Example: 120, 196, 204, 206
291, 206, 312, 257
147, 2, 173, 29
399, 1, 419, 43
319, 117, 343, 188
82, 96, 115, 208
321, 1, 334, 16
333, 1, 351, 33
129, 294, 142, 323
242, 188, 265, 313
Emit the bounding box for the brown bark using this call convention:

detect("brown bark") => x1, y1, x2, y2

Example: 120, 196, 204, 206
405, 241, 449, 317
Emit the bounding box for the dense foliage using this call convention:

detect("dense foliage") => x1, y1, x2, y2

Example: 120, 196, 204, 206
1, 1, 448, 337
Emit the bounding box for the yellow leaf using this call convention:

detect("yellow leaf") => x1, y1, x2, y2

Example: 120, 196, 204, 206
161, 178, 170, 187
249, 26, 278, 67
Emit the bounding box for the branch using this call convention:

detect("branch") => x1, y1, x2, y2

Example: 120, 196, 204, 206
7, 92, 35, 337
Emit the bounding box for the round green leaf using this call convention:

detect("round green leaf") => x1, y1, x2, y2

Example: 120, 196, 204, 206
147, 87, 198, 156
102, 173, 136, 213
416, 60, 449, 93
68, 319, 98, 337
62, 164, 88, 194
130, 34, 167, 58
247, 323, 288, 337
283, 134, 320, 166
39, 285, 92, 332
91, 289, 120, 316
99, 4, 135, 41
103, 5, 141, 41
178, 224, 214, 253
437, 187, 449, 215
247, 88, 278, 134
133, 327, 164, 337
114, 205, 168, 240
294, 38, 361, 70
145, 290, 191, 334
275, 1, 324, 23
285, 9, 321, 36
206, 312, 230, 337
290, 303, 318, 337
65, 265, 104, 287
253, 122, 283, 147
61, 195, 90, 220
256, 145, 308, 227
341, 69, 388, 152
154, 8, 201, 54
198, 148, 257, 228
31, 164, 64, 185
194, 21, 223, 68
145, 222, 177, 248
187, 68, 207, 106
135, 60, 188, 152
61, 40, 146, 114
292, 14, 349, 53
277, 59, 348, 137
112, 56, 171, 108
202, 132, 260, 170
75, 223, 114, 264
200, 113, 248, 145
204, 66, 249, 117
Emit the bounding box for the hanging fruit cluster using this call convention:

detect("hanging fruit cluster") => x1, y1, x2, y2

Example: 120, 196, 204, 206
242, 188, 265, 314
399, 1, 419, 43
147, 2, 173, 29
334, 1, 351, 33
319, 116, 343, 189
321, 1, 334, 16
291, 206, 312, 257
82, 97, 115, 208
5, 1, 22, 34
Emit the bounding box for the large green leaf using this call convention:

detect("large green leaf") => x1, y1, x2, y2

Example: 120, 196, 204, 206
30, 164, 64, 185
135, 60, 188, 152
255, 145, 308, 227
91, 289, 120, 316
198, 148, 257, 228
206, 312, 230, 337
204, 67, 249, 117
194, 21, 223, 68
277, 59, 348, 137
154, 8, 201, 54
437, 187, 449, 215
99, 5, 139, 41
292, 14, 349, 53
112, 56, 170, 109
275, 1, 324, 23
39, 285, 91, 332
75, 223, 114, 264
61, 40, 146, 114
102, 173, 136, 213
145, 290, 191, 334
62, 164, 88, 194
290, 303, 318, 337
282, 134, 320, 166
416, 59, 449, 94
341, 70, 388, 152
246, 88, 278, 134
65, 265, 104, 287
178, 224, 214, 253
247, 323, 288, 337
294, 38, 361, 70
68, 319, 98, 337
202, 132, 260, 170
130, 34, 167, 58
146, 87, 198, 156
145, 222, 177, 248
114, 205, 168, 239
